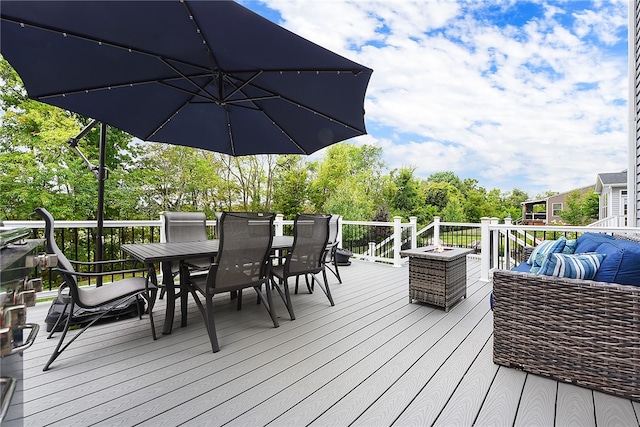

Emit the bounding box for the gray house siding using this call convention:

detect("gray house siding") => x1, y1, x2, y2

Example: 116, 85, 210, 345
629, 0, 640, 226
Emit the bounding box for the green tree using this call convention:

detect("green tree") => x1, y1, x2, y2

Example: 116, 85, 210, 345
558, 190, 598, 225
272, 155, 309, 218
307, 143, 384, 219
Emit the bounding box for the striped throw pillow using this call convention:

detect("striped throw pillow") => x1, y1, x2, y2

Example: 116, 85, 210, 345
537, 252, 606, 280
527, 236, 567, 266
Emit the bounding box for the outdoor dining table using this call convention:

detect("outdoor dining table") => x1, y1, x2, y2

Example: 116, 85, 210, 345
121, 236, 294, 335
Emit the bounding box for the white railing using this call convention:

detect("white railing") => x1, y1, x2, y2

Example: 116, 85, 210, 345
4, 215, 417, 268
587, 215, 626, 227
479, 217, 640, 282
9, 215, 639, 283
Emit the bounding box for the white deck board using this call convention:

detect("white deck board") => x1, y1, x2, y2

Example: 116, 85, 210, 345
12, 257, 638, 427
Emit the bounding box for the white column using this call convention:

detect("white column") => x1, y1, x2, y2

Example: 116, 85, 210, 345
159, 211, 167, 242
433, 216, 440, 246
504, 217, 512, 268
393, 216, 402, 267
480, 217, 490, 282
409, 216, 417, 249
491, 217, 500, 271
275, 214, 284, 237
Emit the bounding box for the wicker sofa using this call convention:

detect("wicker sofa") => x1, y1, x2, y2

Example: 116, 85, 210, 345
492, 237, 640, 402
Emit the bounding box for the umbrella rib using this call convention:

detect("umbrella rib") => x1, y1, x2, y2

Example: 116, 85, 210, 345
181, 1, 224, 87
35, 73, 213, 100
229, 78, 364, 134
1, 15, 212, 75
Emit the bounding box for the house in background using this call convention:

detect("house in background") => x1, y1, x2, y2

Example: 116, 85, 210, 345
595, 170, 628, 225
520, 185, 594, 225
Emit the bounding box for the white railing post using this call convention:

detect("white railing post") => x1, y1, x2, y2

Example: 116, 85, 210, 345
504, 216, 512, 268
159, 212, 167, 243
337, 216, 343, 248
409, 216, 417, 249
491, 217, 500, 271
393, 216, 402, 267
368, 242, 376, 261
433, 216, 440, 245
480, 217, 491, 282
275, 214, 284, 236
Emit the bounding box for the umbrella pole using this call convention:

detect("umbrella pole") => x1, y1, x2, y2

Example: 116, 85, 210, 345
67, 119, 106, 286
95, 123, 107, 286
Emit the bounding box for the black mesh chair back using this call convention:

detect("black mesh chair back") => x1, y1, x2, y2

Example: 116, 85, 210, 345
324, 214, 342, 283
270, 214, 334, 320
185, 212, 279, 352
286, 214, 330, 276
163, 211, 210, 270
328, 214, 340, 246
36, 207, 77, 288
214, 212, 274, 288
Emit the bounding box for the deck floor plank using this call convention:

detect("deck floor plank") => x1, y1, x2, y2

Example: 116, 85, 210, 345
348, 282, 492, 426
473, 364, 527, 426
556, 382, 596, 427
514, 373, 557, 426
391, 311, 493, 426
14, 258, 638, 427
431, 337, 497, 427
594, 391, 640, 427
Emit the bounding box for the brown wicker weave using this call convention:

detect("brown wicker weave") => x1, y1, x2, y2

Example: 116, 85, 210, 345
402, 247, 471, 312
492, 269, 640, 401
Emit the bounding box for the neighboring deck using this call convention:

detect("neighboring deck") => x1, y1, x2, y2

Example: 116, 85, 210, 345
17, 258, 640, 426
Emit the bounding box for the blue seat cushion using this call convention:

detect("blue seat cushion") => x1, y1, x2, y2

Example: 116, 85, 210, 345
511, 262, 532, 272
574, 232, 614, 253
593, 240, 640, 286
537, 252, 605, 280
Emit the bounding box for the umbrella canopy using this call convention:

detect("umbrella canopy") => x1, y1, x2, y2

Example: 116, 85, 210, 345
1, 0, 372, 272
0, 0, 372, 156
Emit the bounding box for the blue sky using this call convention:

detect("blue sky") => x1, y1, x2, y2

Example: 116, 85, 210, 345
240, 0, 628, 198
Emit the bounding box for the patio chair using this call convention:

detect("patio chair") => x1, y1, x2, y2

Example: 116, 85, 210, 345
160, 211, 211, 300
183, 212, 278, 352
270, 214, 334, 320
34, 207, 157, 371
324, 214, 342, 283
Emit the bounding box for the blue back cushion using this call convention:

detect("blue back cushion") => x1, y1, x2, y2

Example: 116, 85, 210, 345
574, 232, 614, 253
593, 240, 640, 286
562, 239, 578, 254
537, 252, 605, 280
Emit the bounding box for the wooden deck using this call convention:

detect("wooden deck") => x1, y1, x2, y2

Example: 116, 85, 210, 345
17, 257, 640, 426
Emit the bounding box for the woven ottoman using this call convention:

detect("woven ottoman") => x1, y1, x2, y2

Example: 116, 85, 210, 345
401, 246, 472, 311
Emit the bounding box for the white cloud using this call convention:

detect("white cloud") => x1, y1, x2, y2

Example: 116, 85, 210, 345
255, 0, 629, 196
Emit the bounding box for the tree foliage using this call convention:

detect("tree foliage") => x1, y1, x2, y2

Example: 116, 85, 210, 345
2, 58, 598, 227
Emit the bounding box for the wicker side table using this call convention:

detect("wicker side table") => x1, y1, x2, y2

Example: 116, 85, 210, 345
400, 246, 472, 312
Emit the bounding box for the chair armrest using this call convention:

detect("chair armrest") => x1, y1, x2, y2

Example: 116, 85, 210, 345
54, 266, 152, 279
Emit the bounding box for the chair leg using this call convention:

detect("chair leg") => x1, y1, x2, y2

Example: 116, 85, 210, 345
312, 270, 335, 306
271, 276, 295, 320
146, 288, 157, 341
305, 274, 313, 293
205, 294, 220, 353
325, 249, 342, 283
253, 284, 279, 328
43, 291, 157, 371
188, 286, 220, 352
47, 300, 69, 339
43, 301, 75, 371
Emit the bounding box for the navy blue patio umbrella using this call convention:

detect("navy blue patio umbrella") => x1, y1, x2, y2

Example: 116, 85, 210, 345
1, 0, 372, 262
